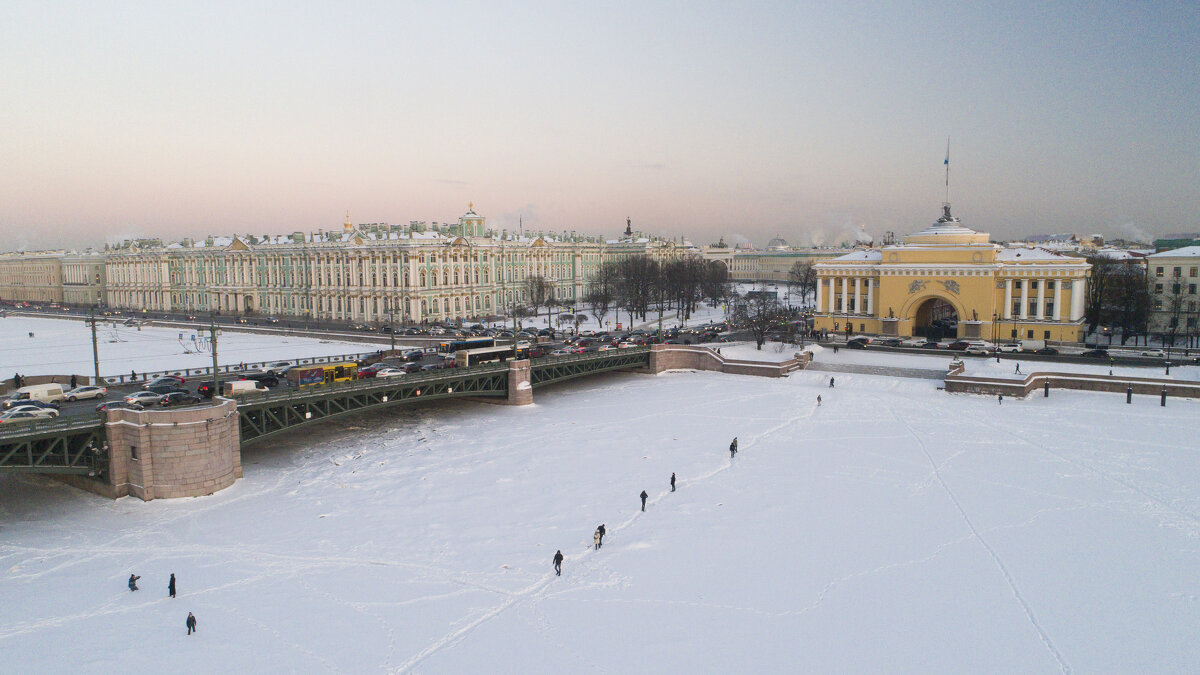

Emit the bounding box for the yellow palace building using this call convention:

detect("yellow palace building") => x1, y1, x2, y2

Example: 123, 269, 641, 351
813, 204, 1090, 343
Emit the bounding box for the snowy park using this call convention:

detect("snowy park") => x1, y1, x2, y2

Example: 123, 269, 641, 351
3, 361, 1199, 672
0, 316, 378, 379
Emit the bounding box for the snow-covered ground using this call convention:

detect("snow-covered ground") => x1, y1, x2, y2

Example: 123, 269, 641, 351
0, 317, 385, 378
3, 365, 1199, 672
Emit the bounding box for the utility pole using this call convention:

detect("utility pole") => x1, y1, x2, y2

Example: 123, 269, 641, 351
210, 319, 221, 399
89, 307, 101, 385
389, 301, 396, 353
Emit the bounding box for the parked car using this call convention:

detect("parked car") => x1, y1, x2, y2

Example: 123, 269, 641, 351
65, 385, 107, 401
125, 391, 164, 405
1081, 349, 1110, 358
97, 400, 144, 413
160, 391, 201, 407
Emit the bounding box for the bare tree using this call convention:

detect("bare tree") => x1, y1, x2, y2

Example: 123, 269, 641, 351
524, 275, 555, 333
733, 291, 784, 350
700, 260, 731, 310
585, 261, 618, 331
787, 260, 818, 308
1110, 265, 1151, 346
1084, 253, 1118, 334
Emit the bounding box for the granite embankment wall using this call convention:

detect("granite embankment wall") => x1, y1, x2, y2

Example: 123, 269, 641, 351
945, 362, 1200, 399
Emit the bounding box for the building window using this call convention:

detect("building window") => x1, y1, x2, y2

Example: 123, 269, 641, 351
1031, 280, 1038, 289
1027, 329, 1035, 339
1174, 267, 1182, 277
1045, 302, 1054, 316
1190, 284, 1197, 295
1043, 330, 1050, 339
130, 445, 139, 461
1155, 284, 1163, 293
1155, 267, 1163, 277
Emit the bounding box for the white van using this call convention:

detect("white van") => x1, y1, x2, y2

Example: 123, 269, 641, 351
5, 383, 66, 405
222, 380, 269, 398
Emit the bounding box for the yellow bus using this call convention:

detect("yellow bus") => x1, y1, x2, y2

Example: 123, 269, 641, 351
285, 361, 359, 386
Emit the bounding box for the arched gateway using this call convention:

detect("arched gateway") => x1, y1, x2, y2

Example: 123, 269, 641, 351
812, 203, 1091, 343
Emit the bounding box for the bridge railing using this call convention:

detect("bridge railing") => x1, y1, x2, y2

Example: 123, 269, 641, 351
98, 351, 391, 386
0, 415, 104, 440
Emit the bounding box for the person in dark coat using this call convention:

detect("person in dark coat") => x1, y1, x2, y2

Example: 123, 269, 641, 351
640, 490, 648, 511
998, 394, 1003, 405
729, 437, 738, 458
168, 573, 176, 598
70, 374, 77, 389
817, 394, 822, 406
670, 473, 676, 492
553, 550, 564, 576
128, 574, 140, 591
598, 524, 606, 546
130, 369, 137, 381
829, 377, 835, 388
186, 612, 197, 635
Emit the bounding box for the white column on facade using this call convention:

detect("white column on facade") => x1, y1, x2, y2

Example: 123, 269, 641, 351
853, 277, 862, 315
816, 279, 824, 312
1019, 279, 1029, 320
1004, 278, 1013, 319
828, 277, 836, 312
1036, 277, 1046, 320
1070, 278, 1086, 320
840, 277, 848, 314
1053, 279, 1063, 321
866, 279, 874, 315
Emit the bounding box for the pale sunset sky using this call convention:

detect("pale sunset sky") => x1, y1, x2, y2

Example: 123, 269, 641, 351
1, 1, 1197, 251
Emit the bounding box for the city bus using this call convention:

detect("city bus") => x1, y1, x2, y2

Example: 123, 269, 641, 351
439, 337, 494, 353
285, 361, 359, 386
455, 344, 530, 367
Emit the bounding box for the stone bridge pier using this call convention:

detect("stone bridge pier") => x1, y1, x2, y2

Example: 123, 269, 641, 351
59, 399, 243, 501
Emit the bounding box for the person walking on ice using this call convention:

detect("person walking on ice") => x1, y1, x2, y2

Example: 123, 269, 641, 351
817, 394, 822, 406
729, 437, 738, 458
594, 529, 601, 550
829, 377, 835, 388
640, 490, 648, 511
1015, 363, 1021, 374
168, 573, 176, 598
670, 472, 676, 492
598, 523, 606, 547
998, 394, 1003, 405
128, 574, 140, 591
553, 550, 564, 576
186, 612, 197, 635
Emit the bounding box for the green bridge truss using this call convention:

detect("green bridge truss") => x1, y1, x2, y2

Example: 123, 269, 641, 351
1, 347, 653, 474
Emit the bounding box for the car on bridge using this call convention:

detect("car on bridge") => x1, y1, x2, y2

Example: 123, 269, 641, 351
2, 398, 59, 411
125, 391, 163, 406
97, 400, 145, 413
65, 386, 107, 401
5, 404, 59, 418
160, 391, 202, 407
0, 411, 48, 424
238, 371, 280, 387
374, 368, 406, 378
144, 375, 186, 388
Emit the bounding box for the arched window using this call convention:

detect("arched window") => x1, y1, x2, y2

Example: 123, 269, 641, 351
443, 298, 450, 313
483, 269, 489, 283
420, 270, 427, 287
455, 297, 461, 311
454, 269, 460, 284
421, 299, 428, 314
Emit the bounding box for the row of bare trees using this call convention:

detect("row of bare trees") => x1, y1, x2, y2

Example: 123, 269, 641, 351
1084, 252, 1200, 348
582, 255, 731, 331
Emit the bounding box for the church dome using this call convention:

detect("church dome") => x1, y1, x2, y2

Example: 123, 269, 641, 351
766, 237, 789, 250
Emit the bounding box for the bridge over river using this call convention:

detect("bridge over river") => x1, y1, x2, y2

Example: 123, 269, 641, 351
0, 347, 660, 498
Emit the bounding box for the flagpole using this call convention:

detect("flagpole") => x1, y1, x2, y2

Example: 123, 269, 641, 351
944, 136, 951, 204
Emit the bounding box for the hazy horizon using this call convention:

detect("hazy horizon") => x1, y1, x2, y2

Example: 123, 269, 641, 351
2, 2, 1197, 252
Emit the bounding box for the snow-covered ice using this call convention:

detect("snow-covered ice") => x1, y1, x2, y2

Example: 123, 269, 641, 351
0, 317, 380, 378
3, 363, 1199, 673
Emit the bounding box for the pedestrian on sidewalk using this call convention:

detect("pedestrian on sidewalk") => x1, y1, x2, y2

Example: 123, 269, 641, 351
670, 473, 676, 492
128, 574, 140, 591
640, 490, 648, 511
1015, 363, 1021, 374
553, 550, 563, 576
130, 369, 137, 382
168, 573, 176, 598
186, 612, 197, 635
